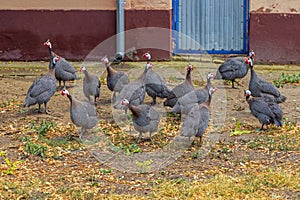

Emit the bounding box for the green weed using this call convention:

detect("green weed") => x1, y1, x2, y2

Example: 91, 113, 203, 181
24, 141, 48, 158
247, 132, 299, 152
27, 120, 55, 137
230, 117, 252, 136
100, 168, 112, 174
119, 144, 142, 155
0, 150, 7, 157
36, 120, 55, 137
2, 158, 22, 175
273, 73, 300, 88
135, 159, 153, 173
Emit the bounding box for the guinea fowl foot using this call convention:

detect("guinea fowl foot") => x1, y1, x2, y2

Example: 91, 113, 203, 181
137, 133, 143, 144
199, 136, 203, 146
150, 98, 157, 105
45, 109, 51, 114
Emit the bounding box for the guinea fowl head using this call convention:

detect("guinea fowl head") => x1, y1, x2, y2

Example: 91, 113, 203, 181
79, 66, 87, 72
244, 90, 251, 97
101, 56, 109, 64
249, 49, 255, 58
209, 87, 217, 96
143, 52, 151, 61
187, 64, 193, 72
121, 98, 130, 106
43, 39, 52, 48
146, 63, 153, 70
207, 72, 215, 80
61, 89, 70, 97
245, 57, 253, 68
53, 56, 61, 65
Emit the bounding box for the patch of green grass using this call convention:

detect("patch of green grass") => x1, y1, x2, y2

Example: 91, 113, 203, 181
27, 120, 55, 137
135, 159, 153, 173
284, 118, 297, 131
150, 169, 299, 199
119, 144, 142, 155
273, 73, 300, 88
24, 140, 48, 158
40, 134, 73, 147
247, 130, 299, 152
0, 98, 17, 108
36, 120, 55, 137
100, 168, 112, 174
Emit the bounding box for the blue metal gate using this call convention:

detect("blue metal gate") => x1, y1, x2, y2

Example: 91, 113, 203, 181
172, 0, 249, 54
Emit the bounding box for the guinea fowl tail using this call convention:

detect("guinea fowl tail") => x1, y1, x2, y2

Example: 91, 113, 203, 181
214, 70, 222, 79
161, 88, 172, 98
274, 119, 283, 127
276, 95, 287, 103
23, 96, 33, 107
163, 97, 176, 108
74, 73, 80, 80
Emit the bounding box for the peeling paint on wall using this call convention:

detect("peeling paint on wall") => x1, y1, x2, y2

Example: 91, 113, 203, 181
251, 0, 299, 13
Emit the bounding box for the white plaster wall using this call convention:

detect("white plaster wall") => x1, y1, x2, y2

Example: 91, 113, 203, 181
250, 0, 299, 13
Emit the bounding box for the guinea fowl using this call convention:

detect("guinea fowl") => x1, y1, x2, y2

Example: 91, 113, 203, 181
43, 39, 79, 89
114, 63, 152, 112
244, 90, 283, 130
23, 56, 60, 114
101, 56, 129, 99
121, 98, 160, 143
61, 89, 98, 138
79, 66, 101, 104
180, 87, 217, 143
163, 64, 194, 107
247, 58, 286, 103
171, 73, 215, 115
215, 50, 255, 88
143, 53, 171, 105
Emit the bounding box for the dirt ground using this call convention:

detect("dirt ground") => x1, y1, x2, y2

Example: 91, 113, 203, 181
0, 60, 299, 199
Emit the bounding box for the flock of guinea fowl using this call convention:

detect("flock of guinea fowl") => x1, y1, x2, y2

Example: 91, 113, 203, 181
23, 39, 286, 143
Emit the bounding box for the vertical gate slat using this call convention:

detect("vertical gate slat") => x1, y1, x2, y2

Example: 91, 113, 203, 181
174, 0, 248, 54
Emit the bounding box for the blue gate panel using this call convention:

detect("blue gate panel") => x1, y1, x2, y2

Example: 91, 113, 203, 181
173, 0, 249, 54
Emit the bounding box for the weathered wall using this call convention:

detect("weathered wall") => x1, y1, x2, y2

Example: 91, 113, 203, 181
250, 0, 299, 13
0, 0, 171, 10
0, 0, 172, 61
250, 0, 300, 64
250, 13, 300, 64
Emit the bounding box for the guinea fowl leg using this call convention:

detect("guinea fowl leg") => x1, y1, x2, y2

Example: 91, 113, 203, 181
63, 81, 66, 89
38, 104, 42, 113
151, 96, 157, 105
146, 132, 153, 141
58, 80, 62, 90
260, 123, 265, 130
124, 108, 131, 120
79, 128, 86, 139
231, 80, 235, 88
199, 136, 203, 145
94, 96, 97, 105
44, 102, 51, 114
112, 92, 116, 102
137, 132, 143, 144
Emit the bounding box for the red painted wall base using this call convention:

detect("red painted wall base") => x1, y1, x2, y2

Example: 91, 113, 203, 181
0, 10, 172, 61
250, 13, 300, 64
